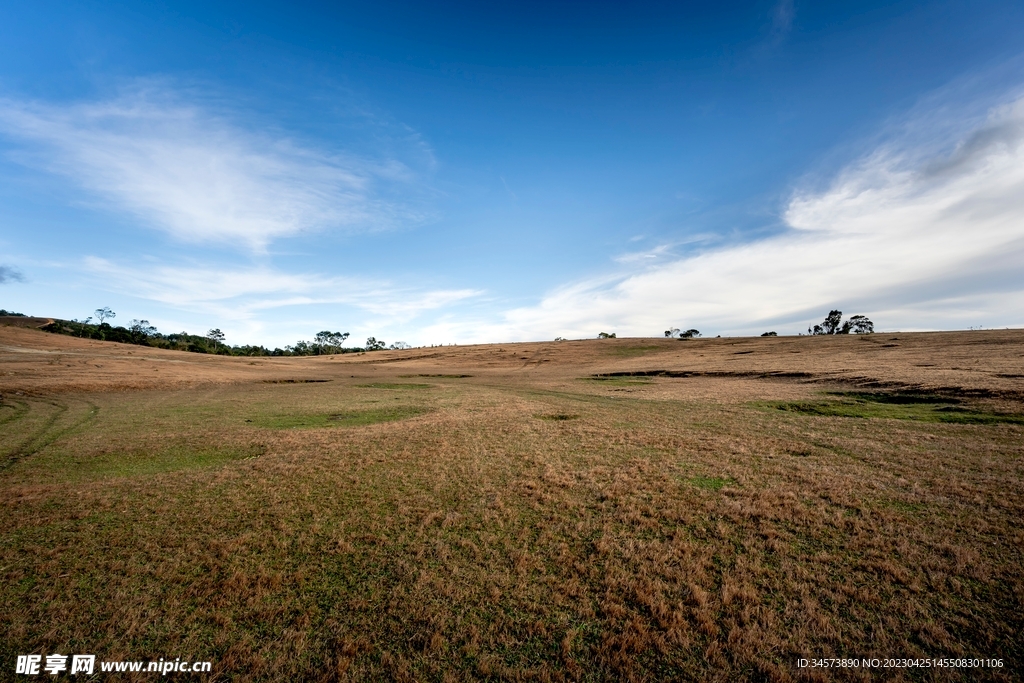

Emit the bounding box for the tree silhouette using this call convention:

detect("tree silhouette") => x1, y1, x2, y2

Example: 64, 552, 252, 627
809, 310, 843, 335
809, 311, 874, 335
127, 319, 157, 344
94, 307, 116, 325
314, 331, 349, 354
843, 315, 874, 334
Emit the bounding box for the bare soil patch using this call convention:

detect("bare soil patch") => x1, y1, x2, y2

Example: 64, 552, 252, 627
0, 316, 54, 329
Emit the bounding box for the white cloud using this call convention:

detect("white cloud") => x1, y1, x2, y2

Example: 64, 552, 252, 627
10, 82, 1023, 347
81, 257, 480, 321
437, 92, 1024, 342
0, 86, 428, 250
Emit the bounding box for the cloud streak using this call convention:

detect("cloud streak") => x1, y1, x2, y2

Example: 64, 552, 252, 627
0, 86, 429, 251
81, 257, 480, 321
769, 0, 795, 43
436, 91, 1024, 342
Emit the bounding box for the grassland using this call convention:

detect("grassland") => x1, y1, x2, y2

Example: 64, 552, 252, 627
1, 325, 1022, 681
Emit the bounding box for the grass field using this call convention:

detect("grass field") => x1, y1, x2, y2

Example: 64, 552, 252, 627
1, 325, 1022, 681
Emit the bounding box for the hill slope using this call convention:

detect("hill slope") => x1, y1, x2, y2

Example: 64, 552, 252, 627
1, 326, 1022, 680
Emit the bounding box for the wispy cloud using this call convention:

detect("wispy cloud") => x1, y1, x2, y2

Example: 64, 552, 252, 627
748, 0, 795, 54
613, 235, 716, 264
0, 265, 25, 284
81, 257, 480, 321
769, 0, 795, 43
435, 91, 1024, 342
0, 85, 430, 251
613, 243, 675, 264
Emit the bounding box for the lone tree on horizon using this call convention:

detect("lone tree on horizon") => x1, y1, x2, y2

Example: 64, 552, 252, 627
94, 307, 115, 325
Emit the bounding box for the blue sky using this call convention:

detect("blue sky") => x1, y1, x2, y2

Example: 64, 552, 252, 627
1, 0, 1023, 347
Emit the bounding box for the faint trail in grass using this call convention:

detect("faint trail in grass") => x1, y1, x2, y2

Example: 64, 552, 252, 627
0, 397, 99, 470
22, 398, 99, 459
0, 397, 30, 427
0, 398, 65, 468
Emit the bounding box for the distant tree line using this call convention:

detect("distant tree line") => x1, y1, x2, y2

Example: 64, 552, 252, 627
12, 305, 878, 348
807, 310, 874, 335
32, 308, 412, 356
658, 310, 873, 339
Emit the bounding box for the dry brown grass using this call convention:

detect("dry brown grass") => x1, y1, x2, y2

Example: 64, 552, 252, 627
1, 327, 1022, 681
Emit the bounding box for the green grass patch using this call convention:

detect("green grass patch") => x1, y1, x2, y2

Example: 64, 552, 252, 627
688, 476, 732, 491
24, 443, 264, 482
0, 400, 31, 427
357, 382, 433, 390
78, 445, 259, 478
761, 392, 1024, 424
252, 406, 428, 429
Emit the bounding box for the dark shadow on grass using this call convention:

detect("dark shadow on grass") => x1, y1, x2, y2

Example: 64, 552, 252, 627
579, 376, 651, 386
261, 379, 331, 383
